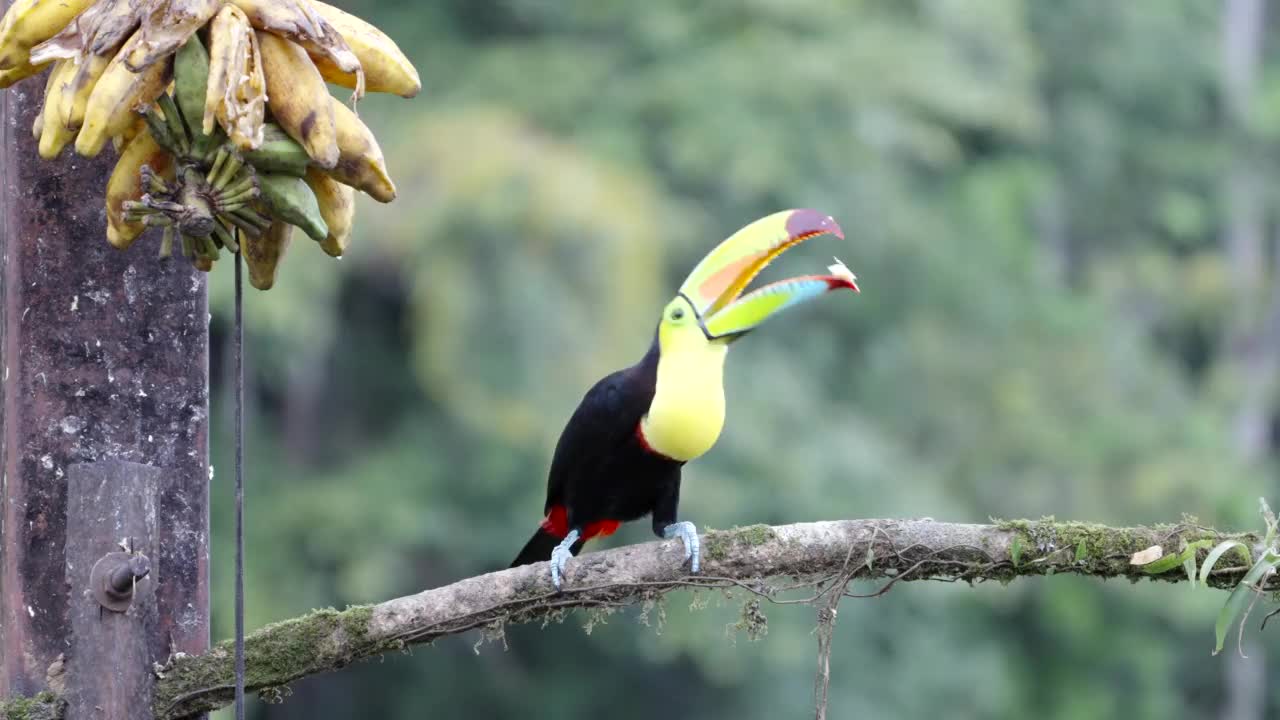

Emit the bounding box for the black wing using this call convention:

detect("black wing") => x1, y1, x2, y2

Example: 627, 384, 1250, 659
543, 368, 647, 512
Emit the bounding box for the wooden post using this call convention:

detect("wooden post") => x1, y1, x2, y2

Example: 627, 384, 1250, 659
0, 46, 211, 715
63, 461, 161, 720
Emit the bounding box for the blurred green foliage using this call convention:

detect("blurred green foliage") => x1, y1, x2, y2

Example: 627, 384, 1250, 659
203, 1, 1280, 717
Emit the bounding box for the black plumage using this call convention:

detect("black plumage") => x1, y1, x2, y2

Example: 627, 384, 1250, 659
510, 333, 685, 568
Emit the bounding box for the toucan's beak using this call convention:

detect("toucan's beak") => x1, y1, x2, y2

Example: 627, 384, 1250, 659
677, 209, 858, 340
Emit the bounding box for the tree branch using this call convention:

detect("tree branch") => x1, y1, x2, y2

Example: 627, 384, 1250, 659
1, 517, 1271, 720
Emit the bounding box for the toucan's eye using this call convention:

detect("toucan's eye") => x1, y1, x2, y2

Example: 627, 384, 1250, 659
671, 307, 685, 321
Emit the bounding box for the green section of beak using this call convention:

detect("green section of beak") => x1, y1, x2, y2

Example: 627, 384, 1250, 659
677, 209, 845, 319
676, 209, 856, 339
702, 265, 859, 340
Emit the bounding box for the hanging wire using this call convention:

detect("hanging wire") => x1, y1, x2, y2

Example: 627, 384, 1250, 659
234, 249, 246, 720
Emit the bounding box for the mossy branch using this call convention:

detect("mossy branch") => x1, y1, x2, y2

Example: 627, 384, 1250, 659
2, 517, 1272, 719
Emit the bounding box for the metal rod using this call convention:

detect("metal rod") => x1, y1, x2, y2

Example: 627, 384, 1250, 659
234, 250, 246, 720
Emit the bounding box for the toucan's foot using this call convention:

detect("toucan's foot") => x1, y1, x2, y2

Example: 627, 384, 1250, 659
550, 529, 580, 591
662, 521, 701, 573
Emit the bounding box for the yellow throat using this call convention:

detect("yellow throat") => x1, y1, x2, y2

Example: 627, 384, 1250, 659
640, 297, 729, 462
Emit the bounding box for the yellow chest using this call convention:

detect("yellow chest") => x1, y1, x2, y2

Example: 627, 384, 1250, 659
641, 343, 727, 462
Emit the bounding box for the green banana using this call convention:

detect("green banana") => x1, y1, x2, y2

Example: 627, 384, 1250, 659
242, 123, 310, 177
256, 173, 327, 242
174, 34, 215, 157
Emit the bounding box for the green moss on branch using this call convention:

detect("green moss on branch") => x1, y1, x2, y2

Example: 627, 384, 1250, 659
0, 692, 63, 720
704, 524, 778, 561
152, 605, 401, 719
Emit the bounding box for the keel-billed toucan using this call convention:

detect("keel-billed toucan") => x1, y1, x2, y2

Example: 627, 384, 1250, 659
511, 209, 858, 588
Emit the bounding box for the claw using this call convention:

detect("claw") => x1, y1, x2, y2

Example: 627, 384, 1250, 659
550, 529, 579, 590
662, 521, 701, 573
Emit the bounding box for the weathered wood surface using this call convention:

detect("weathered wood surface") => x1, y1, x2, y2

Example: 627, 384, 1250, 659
0, 33, 211, 716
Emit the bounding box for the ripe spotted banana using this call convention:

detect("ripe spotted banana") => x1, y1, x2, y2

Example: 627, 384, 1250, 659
304, 165, 354, 257
2, 0, 420, 278
330, 96, 396, 202
308, 0, 419, 98
228, 0, 363, 98
256, 30, 337, 168
37, 59, 75, 158
75, 29, 173, 157
0, 57, 45, 87
241, 220, 291, 290
60, 51, 110, 129
111, 114, 145, 153
0, 0, 93, 86
31, 60, 59, 141
106, 127, 175, 249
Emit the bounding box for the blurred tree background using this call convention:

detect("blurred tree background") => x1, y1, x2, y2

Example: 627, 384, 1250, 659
201, 1, 1280, 717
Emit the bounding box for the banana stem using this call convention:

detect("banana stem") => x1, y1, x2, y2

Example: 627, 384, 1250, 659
159, 226, 174, 259
223, 211, 264, 237
221, 173, 257, 198
230, 206, 271, 231
218, 186, 257, 209
211, 220, 240, 252
157, 94, 190, 155
207, 147, 229, 184
144, 109, 179, 155
140, 164, 170, 195
198, 232, 220, 260
213, 153, 245, 191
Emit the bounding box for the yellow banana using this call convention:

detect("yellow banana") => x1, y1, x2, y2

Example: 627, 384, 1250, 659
32, 60, 59, 140
0, 58, 47, 88
304, 165, 354, 257
76, 29, 174, 157
38, 58, 75, 158
205, 4, 265, 150
0, 0, 93, 76
60, 51, 110, 129
241, 220, 292, 290
229, 0, 363, 98
329, 96, 396, 202
111, 113, 145, 153
307, 0, 419, 98
105, 127, 175, 249
256, 30, 337, 167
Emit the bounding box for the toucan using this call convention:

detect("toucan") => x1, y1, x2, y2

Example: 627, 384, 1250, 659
510, 209, 859, 588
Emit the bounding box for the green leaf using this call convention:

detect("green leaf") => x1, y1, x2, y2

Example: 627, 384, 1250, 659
1214, 549, 1280, 655
1200, 540, 1252, 586
1261, 498, 1278, 546
1010, 535, 1024, 567
1074, 538, 1087, 564
1141, 539, 1215, 577
1140, 551, 1186, 575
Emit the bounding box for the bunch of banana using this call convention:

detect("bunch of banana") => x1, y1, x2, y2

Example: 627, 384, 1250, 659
0, 0, 420, 290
